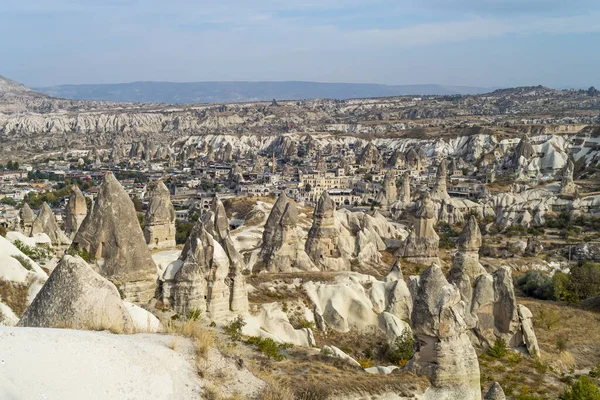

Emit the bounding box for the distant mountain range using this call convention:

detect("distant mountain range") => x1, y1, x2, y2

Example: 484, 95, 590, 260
34, 81, 491, 104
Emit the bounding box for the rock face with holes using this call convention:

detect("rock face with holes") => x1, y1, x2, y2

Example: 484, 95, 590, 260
18, 255, 135, 333
162, 198, 248, 320
65, 185, 87, 237
70, 172, 158, 303
402, 193, 440, 265
408, 264, 481, 400
144, 181, 176, 250
30, 202, 70, 247
305, 191, 354, 271
255, 192, 315, 273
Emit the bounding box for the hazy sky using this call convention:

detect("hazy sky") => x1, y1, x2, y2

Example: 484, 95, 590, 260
2, 0, 600, 88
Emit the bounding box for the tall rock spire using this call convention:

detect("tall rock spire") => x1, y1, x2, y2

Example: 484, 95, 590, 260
408, 264, 481, 400
560, 159, 576, 195
162, 197, 248, 319
305, 191, 352, 271
70, 172, 158, 303
144, 180, 176, 250
256, 192, 315, 272
402, 193, 440, 265
65, 185, 87, 237
430, 158, 450, 201
31, 203, 70, 247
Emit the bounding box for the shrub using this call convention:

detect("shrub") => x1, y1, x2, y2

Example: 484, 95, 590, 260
553, 271, 577, 303
590, 364, 600, 378
298, 319, 315, 329
488, 338, 507, 358
557, 335, 569, 353
357, 357, 373, 368
516, 271, 554, 300
246, 336, 288, 361
385, 329, 415, 365
175, 220, 194, 244
569, 261, 600, 301
186, 308, 202, 322
0, 225, 7, 237
12, 255, 34, 271
223, 315, 246, 342
73, 246, 95, 263
13, 240, 52, 262
561, 376, 600, 400
538, 308, 561, 331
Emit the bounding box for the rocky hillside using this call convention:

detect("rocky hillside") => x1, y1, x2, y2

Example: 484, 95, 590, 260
0, 76, 599, 158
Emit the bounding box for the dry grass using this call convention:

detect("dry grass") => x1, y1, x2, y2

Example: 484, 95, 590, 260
479, 297, 600, 399
249, 350, 428, 399
0, 278, 29, 316
519, 298, 600, 369
247, 272, 336, 305
168, 336, 179, 351
313, 326, 389, 364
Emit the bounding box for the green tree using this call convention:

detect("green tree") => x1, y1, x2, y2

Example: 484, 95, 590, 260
561, 376, 600, 400
552, 271, 577, 303
569, 261, 600, 300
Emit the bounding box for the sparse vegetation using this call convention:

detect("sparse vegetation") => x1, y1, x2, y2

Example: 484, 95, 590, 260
538, 308, 561, 331
561, 376, 600, 400
246, 336, 290, 361
223, 315, 246, 342
175, 220, 194, 244
11, 254, 34, 271
488, 338, 508, 358
384, 330, 415, 366
13, 239, 52, 262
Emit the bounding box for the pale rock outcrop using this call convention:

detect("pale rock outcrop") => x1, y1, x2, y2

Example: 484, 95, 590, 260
19, 203, 36, 233
70, 172, 158, 303
30, 202, 69, 246
227, 163, 244, 187
243, 303, 315, 347
402, 193, 440, 265
524, 237, 543, 256
162, 198, 248, 320
560, 159, 576, 195
255, 193, 315, 272
65, 185, 87, 237
304, 278, 379, 332
511, 134, 535, 169
0, 235, 47, 323
401, 172, 411, 203
484, 382, 506, 400
447, 216, 488, 336
378, 311, 412, 343
430, 159, 450, 201
405, 147, 423, 170
305, 192, 354, 271
18, 255, 135, 333
201, 198, 248, 315
144, 180, 176, 250
358, 142, 383, 170
517, 305, 541, 358
375, 170, 398, 210
370, 262, 413, 323
321, 345, 361, 368
408, 264, 481, 400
